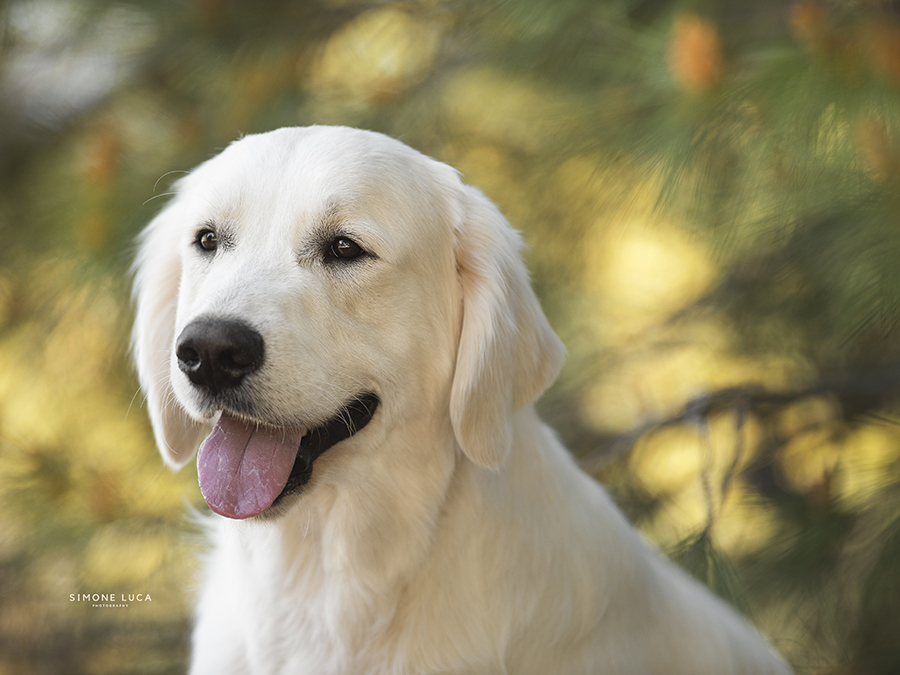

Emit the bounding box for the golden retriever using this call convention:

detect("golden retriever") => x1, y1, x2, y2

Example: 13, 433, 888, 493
132, 126, 791, 674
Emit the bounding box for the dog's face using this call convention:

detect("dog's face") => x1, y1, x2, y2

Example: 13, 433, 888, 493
133, 126, 564, 519
171, 129, 461, 428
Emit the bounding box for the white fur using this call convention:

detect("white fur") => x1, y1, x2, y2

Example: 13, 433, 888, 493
132, 126, 791, 674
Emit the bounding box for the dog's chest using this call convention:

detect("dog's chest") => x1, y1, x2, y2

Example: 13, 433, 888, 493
215, 536, 400, 674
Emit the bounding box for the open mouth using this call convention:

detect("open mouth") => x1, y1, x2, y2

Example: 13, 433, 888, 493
196, 393, 379, 519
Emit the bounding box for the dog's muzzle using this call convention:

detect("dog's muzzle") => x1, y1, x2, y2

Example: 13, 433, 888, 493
175, 317, 380, 519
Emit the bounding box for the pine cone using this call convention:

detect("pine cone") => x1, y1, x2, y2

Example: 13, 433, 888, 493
668, 16, 724, 92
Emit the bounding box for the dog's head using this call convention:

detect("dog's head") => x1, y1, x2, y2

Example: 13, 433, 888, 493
132, 126, 564, 519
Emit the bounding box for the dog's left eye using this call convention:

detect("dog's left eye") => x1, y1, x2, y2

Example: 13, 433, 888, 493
328, 237, 364, 260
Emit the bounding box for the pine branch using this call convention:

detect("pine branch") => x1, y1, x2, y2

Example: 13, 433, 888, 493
579, 365, 900, 474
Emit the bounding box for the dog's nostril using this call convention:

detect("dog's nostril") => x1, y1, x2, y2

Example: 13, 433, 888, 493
220, 349, 256, 372
175, 317, 265, 396
176, 344, 202, 372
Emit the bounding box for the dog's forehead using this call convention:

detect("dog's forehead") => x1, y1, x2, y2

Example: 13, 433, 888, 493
181, 127, 458, 237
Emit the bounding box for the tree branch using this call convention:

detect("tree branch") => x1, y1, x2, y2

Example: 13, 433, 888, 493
579, 365, 900, 474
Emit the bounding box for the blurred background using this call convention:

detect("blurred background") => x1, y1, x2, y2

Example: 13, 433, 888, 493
1, 0, 900, 672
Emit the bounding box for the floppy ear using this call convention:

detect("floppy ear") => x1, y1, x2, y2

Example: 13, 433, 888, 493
131, 201, 206, 468
449, 185, 566, 470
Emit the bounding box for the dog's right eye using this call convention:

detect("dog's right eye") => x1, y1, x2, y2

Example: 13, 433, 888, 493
196, 229, 218, 252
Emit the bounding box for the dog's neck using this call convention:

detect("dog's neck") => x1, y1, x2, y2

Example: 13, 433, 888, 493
201, 407, 625, 673
214, 407, 461, 651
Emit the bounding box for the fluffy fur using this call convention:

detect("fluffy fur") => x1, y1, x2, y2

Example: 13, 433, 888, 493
132, 126, 791, 674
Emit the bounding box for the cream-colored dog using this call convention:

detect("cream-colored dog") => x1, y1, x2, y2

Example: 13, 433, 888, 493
132, 126, 791, 674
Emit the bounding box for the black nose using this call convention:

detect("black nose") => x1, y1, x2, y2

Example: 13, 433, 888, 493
175, 317, 264, 397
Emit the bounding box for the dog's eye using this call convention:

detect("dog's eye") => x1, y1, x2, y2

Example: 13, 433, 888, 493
329, 237, 364, 260
197, 229, 218, 252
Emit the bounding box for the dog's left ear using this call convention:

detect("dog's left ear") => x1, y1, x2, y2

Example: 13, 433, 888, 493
450, 185, 566, 470
131, 200, 207, 469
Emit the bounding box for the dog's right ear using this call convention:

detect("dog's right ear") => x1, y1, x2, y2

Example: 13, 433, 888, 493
131, 200, 206, 469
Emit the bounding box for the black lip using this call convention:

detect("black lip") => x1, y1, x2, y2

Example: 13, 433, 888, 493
271, 392, 380, 508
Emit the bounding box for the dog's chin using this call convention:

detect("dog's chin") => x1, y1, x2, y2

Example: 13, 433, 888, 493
199, 392, 380, 520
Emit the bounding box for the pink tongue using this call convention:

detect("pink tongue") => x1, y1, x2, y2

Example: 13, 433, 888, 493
197, 414, 304, 519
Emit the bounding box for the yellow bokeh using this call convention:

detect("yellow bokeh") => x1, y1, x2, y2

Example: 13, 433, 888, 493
584, 217, 718, 337
442, 67, 582, 152
309, 8, 444, 104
